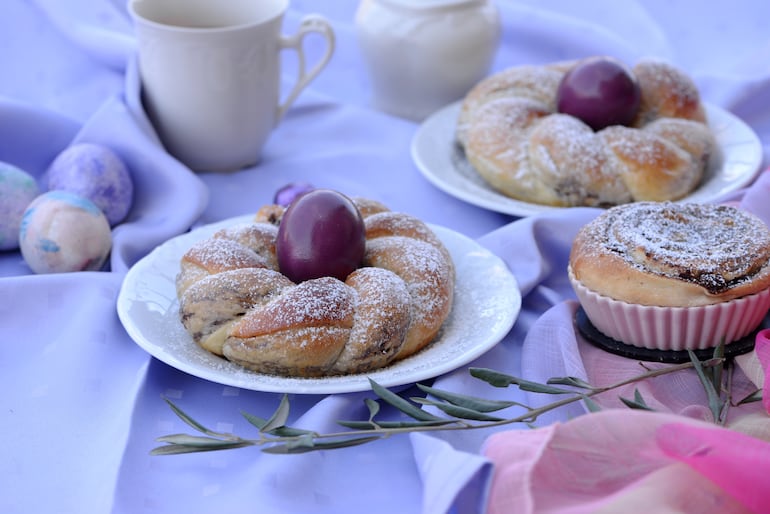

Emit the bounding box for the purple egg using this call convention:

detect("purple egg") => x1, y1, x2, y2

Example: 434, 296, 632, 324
274, 182, 315, 207
0, 162, 40, 250
276, 189, 365, 283
556, 57, 641, 131
47, 143, 134, 226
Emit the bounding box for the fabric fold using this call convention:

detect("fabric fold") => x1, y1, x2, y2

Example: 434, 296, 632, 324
30, 0, 135, 71
73, 95, 209, 273
411, 433, 493, 514
657, 422, 770, 514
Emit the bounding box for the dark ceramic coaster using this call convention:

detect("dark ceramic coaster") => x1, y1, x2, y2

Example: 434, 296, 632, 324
575, 306, 759, 364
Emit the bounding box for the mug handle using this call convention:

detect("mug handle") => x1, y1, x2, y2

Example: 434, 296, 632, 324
277, 15, 336, 120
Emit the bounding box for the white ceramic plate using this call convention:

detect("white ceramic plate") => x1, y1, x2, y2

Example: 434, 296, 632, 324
116, 216, 521, 394
411, 101, 763, 217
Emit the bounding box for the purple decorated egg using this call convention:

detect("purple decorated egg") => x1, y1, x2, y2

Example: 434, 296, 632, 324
274, 182, 315, 207
19, 191, 112, 274
276, 189, 365, 282
0, 162, 40, 250
47, 143, 134, 226
556, 57, 641, 131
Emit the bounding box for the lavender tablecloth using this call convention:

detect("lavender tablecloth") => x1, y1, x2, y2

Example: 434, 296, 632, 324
2, 1, 770, 513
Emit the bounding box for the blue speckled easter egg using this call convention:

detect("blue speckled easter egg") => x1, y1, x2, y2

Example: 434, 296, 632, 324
19, 190, 112, 274
47, 143, 133, 226
0, 162, 40, 250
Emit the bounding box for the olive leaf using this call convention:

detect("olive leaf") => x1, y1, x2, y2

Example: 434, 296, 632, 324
151, 437, 255, 455
470, 368, 573, 394
241, 397, 313, 437
262, 436, 382, 454
619, 389, 654, 411
581, 395, 602, 413
411, 397, 506, 422
163, 397, 223, 437
547, 376, 596, 390
368, 378, 442, 422
337, 419, 455, 430
261, 394, 291, 432
416, 383, 523, 412
365, 398, 380, 420
688, 350, 723, 423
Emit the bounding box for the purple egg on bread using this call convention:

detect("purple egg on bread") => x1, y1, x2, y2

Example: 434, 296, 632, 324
47, 143, 134, 226
19, 191, 112, 274
0, 162, 40, 251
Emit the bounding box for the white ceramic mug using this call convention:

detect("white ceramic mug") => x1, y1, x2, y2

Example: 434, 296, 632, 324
129, 0, 335, 172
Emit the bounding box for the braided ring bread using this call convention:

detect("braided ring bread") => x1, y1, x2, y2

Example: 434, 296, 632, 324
175, 198, 455, 377
456, 58, 716, 207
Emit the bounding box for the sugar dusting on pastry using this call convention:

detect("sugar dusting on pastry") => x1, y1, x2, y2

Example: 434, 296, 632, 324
583, 202, 770, 293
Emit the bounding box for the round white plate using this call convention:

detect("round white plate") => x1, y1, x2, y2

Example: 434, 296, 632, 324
411, 101, 763, 217
116, 216, 521, 394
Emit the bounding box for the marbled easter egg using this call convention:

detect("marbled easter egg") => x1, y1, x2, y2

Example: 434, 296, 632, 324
47, 143, 133, 226
19, 191, 112, 274
0, 162, 40, 250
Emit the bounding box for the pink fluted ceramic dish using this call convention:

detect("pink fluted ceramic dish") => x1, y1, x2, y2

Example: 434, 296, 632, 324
569, 267, 770, 351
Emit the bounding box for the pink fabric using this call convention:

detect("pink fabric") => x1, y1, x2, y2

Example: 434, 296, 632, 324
657, 423, 770, 514
485, 303, 770, 513
577, 332, 764, 423
755, 329, 770, 415
483, 411, 770, 514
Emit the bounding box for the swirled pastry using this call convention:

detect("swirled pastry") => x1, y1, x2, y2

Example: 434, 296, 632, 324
175, 198, 455, 377
570, 202, 770, 306
457, 58, 716, 207
569, 202, 770, 350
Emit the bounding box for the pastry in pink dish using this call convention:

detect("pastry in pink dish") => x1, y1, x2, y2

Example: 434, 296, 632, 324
569, 202, 770, 352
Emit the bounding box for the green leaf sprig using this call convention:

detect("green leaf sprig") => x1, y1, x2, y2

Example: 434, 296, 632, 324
152, 346, 759, 456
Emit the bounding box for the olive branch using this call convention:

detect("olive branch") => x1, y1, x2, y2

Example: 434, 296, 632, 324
152, 349, 762, 456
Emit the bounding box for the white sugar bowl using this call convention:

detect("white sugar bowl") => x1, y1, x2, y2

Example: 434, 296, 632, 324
355, 0, 501, 121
